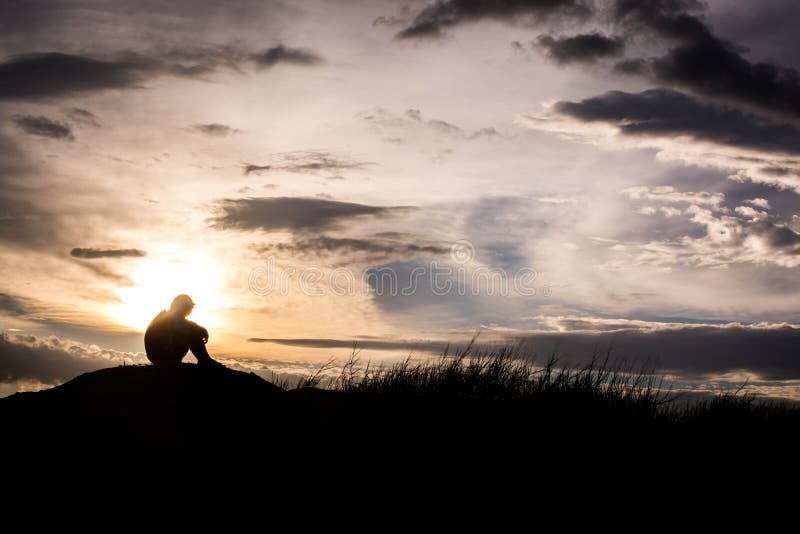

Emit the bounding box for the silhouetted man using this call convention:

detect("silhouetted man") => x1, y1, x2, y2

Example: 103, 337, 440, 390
145, 294, 224, 369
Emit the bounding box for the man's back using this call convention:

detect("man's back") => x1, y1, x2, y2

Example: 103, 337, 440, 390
145, 310, 180, 365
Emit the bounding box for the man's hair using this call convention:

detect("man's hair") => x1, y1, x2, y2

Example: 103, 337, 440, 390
170, 294, 195, 311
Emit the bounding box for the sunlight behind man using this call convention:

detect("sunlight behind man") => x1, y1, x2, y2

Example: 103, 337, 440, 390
111, 254, 226, 331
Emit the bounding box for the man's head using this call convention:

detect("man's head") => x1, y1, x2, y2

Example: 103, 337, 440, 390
169, 294, 195, 317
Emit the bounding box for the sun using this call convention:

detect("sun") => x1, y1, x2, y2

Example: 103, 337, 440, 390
111, 253, 227, 331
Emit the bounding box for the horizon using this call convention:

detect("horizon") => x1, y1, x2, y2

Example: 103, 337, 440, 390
1, 0, 799, 400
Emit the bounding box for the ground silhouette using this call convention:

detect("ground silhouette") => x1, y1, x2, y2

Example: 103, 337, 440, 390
2, 356, 797, 480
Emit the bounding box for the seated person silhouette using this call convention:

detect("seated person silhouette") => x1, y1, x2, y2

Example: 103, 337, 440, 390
145, 294, 224, 369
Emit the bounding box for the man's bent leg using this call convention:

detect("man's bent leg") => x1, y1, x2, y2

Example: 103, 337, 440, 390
184, 330, 224, 368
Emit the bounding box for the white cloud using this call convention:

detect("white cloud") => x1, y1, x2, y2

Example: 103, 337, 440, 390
0, 331, 147, 394
623, 186, 725, 209
521, 106, 800, 193
734, 205, 767, 219
602, 205, 800, 270
744, 198, 771, 209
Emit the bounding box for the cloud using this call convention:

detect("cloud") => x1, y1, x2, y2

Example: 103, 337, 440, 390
247, 336, 450, 353
242, 151, 373, 177
244, 164, 271, 175
359, 107, 496, 140
536, 33, 624, 64
0, 1, 289, 52
250, 45, 323, 68
611, 0, 800, 120
0, 52, 153, 100
0, 293, 29, 316
522, 89, 800, 191
0, 133, 63, 249
515, 317, 800, 381
0, 332, 145, 388
372, 15, 410, 29
744, 198, 771, 209
622, 185, 724, 209
11, 114, 73, 140
258, 235, 448, 263
394, 0, 592, 40
534, 196, 576, 204
70, 248, 147, 259
552, 89, 800, 155
603, 204, 800, 270
66, 107, 101, 127
209, 197, 415, 233
191, 123, 239, 136
733, 205, 766, 219
0, 48, 255, 101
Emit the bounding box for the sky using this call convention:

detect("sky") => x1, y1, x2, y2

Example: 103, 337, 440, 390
1, 0, 799, 399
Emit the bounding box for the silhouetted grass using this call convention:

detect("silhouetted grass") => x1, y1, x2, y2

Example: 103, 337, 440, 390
295, 342, 799, 425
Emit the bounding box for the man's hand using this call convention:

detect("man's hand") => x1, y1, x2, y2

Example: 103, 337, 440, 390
201, 327, 209, 344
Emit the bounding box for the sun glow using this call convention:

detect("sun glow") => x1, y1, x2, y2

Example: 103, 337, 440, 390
111, 254, 228, 331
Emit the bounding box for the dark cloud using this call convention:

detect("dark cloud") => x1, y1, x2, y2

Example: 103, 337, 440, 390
709, 0, 800, 71
514, 322, 800, 381
0, 48, 254, 101
0, 52, 151, 100
536, 33, 624, 64
611, 0, 800, 120
250, 45, 323, 68
761, 166, 792, 177
0, 293, 29, 316
191, 123, 239, 137
160, 45, 248, 72
70, 248, 147, 259
748, 219, 800, 250
66, 107, 101, 127
210, 197, 415, 233
613, 58, 648, 75
244, 164, 271, 175
553, 89, 800, 155
259, 235, 448, 263
242, 151, 373, 177
11, 114, 73, 140
395, 0, 592, 40
372, 15, 410, 29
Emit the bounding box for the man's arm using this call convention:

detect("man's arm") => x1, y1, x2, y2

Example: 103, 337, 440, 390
180, 319, 209, 343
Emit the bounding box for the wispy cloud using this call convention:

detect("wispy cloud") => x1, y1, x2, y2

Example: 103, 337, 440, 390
250, 45, 323, 68
536, 33, 624, 64
191, 123, 239, 137
242, 151, 374, 177
209, 197, 415, 233
393, 0, 591, 40
70, 248, 147, 259
12, 114, 74, 140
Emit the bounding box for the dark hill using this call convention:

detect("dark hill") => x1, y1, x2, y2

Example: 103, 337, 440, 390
2, 361, 797, 480
3, 363, 285, 414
